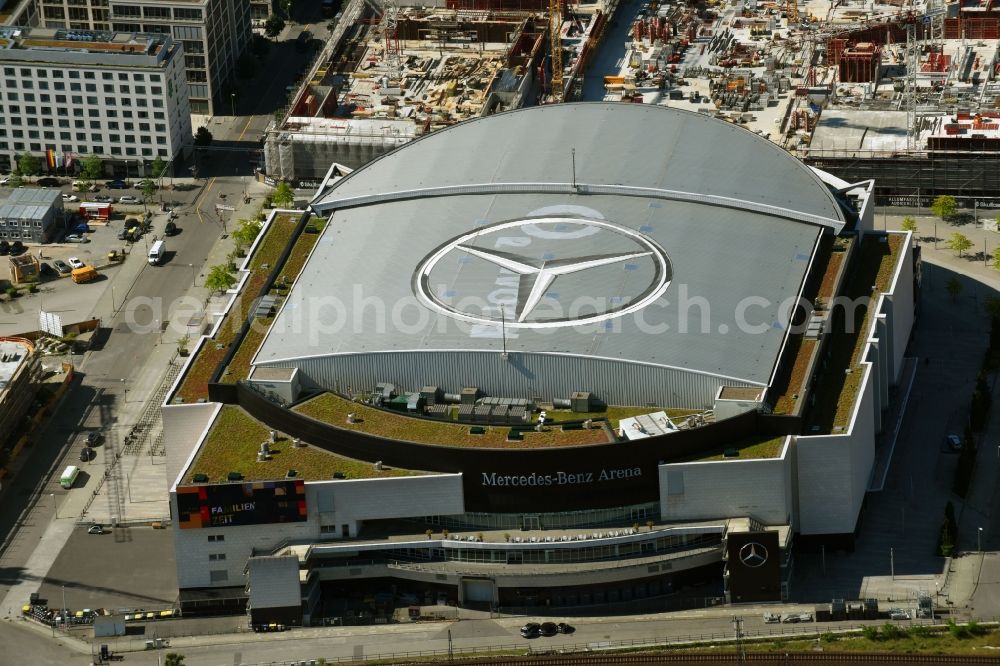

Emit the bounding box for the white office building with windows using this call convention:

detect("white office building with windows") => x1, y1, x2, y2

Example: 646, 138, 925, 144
24, 0, 251, 115
0, 27, 191, 175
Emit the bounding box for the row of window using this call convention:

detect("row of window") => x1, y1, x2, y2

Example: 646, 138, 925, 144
0, 111, 168, 128
0, 142, 168, 158
0, 229, 41, 239
208, 553, 226, 561
1, 91, 167, 110
0, 220, 43, 228
3, 130, 168, 145
2, 67, 160, 82
111, 5, 202, 21
6, 86, 163, 102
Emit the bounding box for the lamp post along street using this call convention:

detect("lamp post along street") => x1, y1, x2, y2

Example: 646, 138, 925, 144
979, 527, 983, 552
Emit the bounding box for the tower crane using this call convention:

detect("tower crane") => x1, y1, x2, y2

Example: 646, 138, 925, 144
550, 0, 564, 102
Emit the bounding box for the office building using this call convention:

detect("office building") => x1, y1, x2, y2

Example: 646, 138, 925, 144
0, 27, 192, 174
31, 0, 250, 115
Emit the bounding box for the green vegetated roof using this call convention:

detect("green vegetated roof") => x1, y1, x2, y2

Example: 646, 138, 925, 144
184, 405, 419, 484
808, 233, 903, 432
174, 214, 299, 404
221, 216, 326, 385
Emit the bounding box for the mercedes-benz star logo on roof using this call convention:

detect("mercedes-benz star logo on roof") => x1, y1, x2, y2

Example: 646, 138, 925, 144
738, 542, 769, 568
414, 217, 672, 329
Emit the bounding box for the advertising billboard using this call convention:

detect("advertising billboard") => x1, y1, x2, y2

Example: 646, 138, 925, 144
177, 480, 307, 529
726, 531, 782, 603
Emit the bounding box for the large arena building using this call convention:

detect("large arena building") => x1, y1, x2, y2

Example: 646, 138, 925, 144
164, 104, 916, 626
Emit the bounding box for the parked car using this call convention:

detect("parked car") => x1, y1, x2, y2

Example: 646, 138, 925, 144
64, 234, 90, 244
53, 259, 71, 274
798, 613, 813, 623
9, 240, 24, 255
124, 217, 141, 230
557, 622, 574, 634
539, 622, 559, 637
93, 194, 113, 203
70, 222, 92, 234
945, 434, 962, 452
80, 447, 94, 462
87, 524, 105, 535
39, 262, 55, 277
67, 256, 85, 270
62, 193, 79, 202
73, 180, 100, 192
164, 221, 177, 236
780, 614, 800, 624
106, 179, 127, 189
0, 176, 9, 186
37, 177, 60, 187
117, 195, 141, 204
888, 608, 911, 620
0, 240, 8, 255
117, 227, 129, 241
86, 431, 103, 446
519, 622, 540, 638
763, 613, 780, 624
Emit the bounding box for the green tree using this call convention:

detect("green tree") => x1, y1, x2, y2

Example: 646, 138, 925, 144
900, 216, 918, 234
992, 254, 1000, 272
264, 13, 286, 40
231, 218, 264, 255
204, 264, 237, 294
946, 276, 963, 303
272, 181, 295, 208
947, 232, 973, 257
164, 654, 186, 666
931, 195, 958, 221
8, 171, 23, 188
81, 154, 103, 182
150, 155, 166, 179
18, 153, 41, 177
194, 126, 213, 147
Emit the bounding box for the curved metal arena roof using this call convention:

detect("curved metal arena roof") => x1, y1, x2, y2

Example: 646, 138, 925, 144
255, 104, 844, 389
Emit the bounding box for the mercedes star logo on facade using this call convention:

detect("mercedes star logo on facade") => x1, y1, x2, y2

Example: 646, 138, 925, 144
414, 217, 672, 329
738, 542, 769, 568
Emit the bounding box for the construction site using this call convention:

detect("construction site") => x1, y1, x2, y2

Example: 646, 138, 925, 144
264, 0, 616, 181
262, 0, 1000, 199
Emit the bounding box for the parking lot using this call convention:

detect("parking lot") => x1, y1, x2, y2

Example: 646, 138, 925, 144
0, 177, 191, 335
35, 525, 177, 613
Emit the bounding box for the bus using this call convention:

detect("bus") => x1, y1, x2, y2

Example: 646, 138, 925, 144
60, 465, 80, 489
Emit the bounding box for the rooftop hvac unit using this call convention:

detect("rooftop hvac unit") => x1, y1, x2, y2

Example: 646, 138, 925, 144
460, 387, 480, 405
420, 385, 440, 405
570, 391, 592, 412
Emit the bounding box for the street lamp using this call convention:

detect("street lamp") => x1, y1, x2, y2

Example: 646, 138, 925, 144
120, 378, 127, 406
231, 92, 236, 117
50, 492, 58, 519
979, 527, 984, 552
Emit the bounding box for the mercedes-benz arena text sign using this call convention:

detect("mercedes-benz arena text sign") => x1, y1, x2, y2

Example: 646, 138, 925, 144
414, 217, 672, 329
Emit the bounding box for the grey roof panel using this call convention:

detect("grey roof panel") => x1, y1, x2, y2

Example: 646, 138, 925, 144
261, 104, 834, 389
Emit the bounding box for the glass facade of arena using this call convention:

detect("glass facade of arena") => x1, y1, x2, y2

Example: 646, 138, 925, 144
419, 502, 660, 531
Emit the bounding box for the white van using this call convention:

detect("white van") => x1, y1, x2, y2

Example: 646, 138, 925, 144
60, 465, 80, 489
148, 240, 165, 265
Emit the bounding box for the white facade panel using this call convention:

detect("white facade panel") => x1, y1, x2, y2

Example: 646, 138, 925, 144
658, 439, 792, 526
795, 364, 876, 535
313, 474, 465, 533
247, 556, 301, 610
163, 402, 220, 490
887, 236, 915, 383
